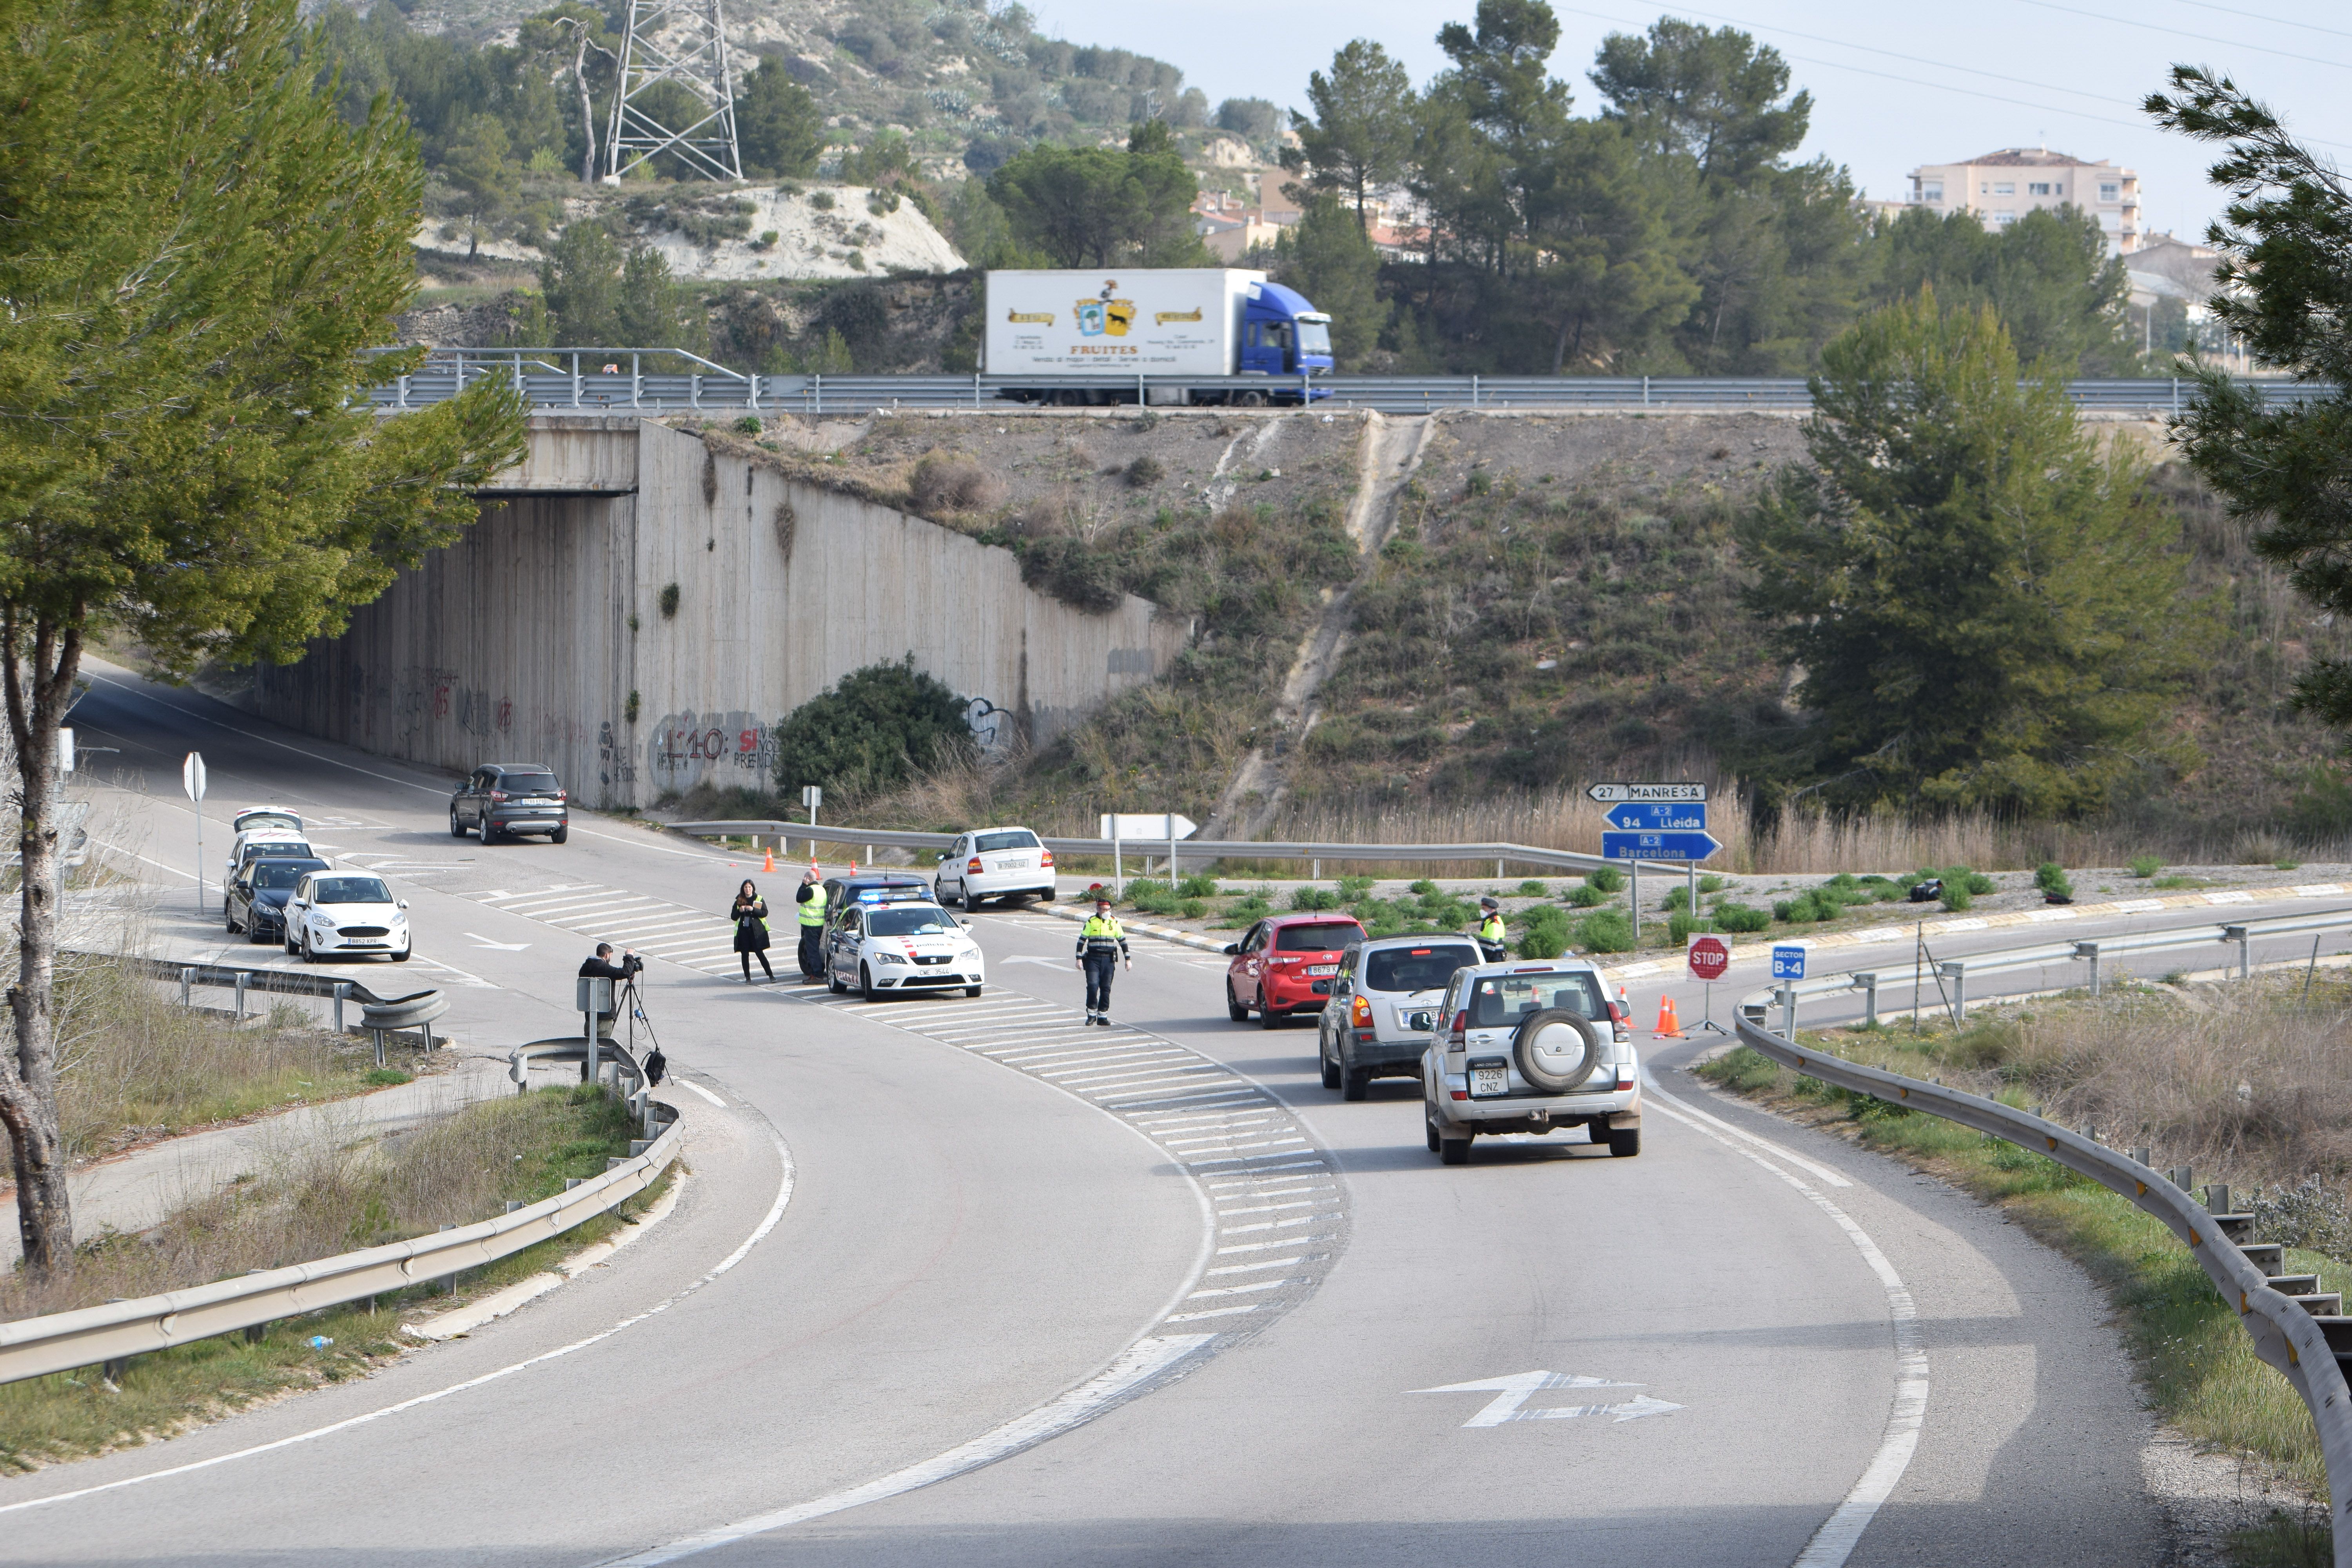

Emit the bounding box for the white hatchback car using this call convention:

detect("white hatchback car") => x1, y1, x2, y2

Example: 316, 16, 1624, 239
283, 871, 412, 964
1421, 959, 1639, 1165
826, 898, 985, 1001
933, 827, 1056, 907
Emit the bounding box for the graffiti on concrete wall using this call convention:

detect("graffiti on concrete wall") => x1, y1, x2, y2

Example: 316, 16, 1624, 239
649, 711, 779, 791
962, 697, 1014, 752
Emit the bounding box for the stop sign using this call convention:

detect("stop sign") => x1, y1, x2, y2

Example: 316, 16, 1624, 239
1686, 933, 1731, 983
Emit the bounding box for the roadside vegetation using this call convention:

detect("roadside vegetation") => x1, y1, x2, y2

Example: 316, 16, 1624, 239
0, 1085, 655, 1472
42, 955, 427, 1169
1700, 976, 2352, 1528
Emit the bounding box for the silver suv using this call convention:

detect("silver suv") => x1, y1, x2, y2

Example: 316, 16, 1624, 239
1318, 935, 1482, 1101
1421, 959, 1640, 1165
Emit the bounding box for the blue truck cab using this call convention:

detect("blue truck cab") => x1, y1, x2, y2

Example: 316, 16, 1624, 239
1240, 280, 1334, 396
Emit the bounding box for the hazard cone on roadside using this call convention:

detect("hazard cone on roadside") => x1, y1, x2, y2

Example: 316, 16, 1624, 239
1653, 996, 1685, 1039
763, 847, 776, 873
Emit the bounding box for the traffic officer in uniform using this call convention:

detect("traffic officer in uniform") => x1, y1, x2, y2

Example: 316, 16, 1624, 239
1476, 896, 1508, 961
794, 867, 828, 980
1075, 887, 1131, 1025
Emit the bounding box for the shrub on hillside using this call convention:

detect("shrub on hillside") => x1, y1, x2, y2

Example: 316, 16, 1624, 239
772, 657, 975, 800
1514, 905, 1573, 960
1574, 910, 1635, 953
908, 452, 1005, 514
1714, 903, 1770, 933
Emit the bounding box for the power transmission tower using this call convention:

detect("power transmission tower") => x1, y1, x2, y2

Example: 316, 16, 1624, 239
602, 0, 742, 184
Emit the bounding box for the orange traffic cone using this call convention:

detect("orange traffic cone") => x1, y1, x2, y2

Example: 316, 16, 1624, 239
1652, 995, 1685, 1039
763, 846, 776, 873
849, 859, 858, 876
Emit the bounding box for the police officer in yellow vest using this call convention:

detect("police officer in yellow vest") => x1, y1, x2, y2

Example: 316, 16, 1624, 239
1476, 895, 1508, 961
1076, 887, 1131, 1025
794, 867, 828, 980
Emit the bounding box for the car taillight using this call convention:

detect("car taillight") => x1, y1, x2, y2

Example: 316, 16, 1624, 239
1040, 849, 1054, 867
1351, 995, 1372, 1027
555, 789, 566, 801
488, 789, 508, 801
1447, 1009, 1468, 1047
1606, 1001, 1627, 1025
967, 857, 983, 873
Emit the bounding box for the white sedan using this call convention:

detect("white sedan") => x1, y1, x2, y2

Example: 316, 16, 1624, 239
284, 871, 412, 963
826, 899, 985, 1001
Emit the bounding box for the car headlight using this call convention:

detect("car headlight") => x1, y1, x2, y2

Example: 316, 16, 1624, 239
874, 951, 907, 964
314, 914, 337, 929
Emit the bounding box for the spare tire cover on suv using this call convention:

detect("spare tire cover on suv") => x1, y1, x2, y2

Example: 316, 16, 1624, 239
1512, 1009, 1600, 1093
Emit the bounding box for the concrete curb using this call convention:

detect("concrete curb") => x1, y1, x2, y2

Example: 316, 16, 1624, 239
401, 1163, 690, 1341
1035, 901, 1233, 955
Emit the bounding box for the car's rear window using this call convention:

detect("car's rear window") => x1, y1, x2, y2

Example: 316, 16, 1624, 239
1275, 921, 1363, 953
868, 906, 955, 936
1365, 945, 1478, 993
500, 770, 560, 791
250, 861, 323, 890
1468, 972, 1607, 1027
975, 830, 1039, 852
312, 877, 392, 905
243, 841, 313, 864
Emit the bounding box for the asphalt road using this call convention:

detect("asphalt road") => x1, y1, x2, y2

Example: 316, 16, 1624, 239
9, 659, 2324, 1563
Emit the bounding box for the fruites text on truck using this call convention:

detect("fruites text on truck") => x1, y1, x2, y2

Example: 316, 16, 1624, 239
982, 268, 1332, 406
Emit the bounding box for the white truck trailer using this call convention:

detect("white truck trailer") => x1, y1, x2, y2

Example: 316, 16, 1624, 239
981, 268, 1332, 406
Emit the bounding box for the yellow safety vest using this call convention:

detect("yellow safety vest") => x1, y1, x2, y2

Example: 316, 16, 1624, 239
1479, 914, 1505, 944
797, 887, 827, 926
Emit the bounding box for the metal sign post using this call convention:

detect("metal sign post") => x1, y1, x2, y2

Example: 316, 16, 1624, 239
802, 784, 821, 861
182, 753, 207, 915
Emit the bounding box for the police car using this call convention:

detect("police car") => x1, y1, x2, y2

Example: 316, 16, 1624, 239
823, 883, 986, 1002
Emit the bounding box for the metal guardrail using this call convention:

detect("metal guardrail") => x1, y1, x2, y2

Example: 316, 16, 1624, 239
1732, 1011, 2352, 1562
0, 1096, 682, 1387
670, 818, 1626, 875
68, 949, 449, 1049
1738, 906, 2352, 1031
367, 352, 2340, 417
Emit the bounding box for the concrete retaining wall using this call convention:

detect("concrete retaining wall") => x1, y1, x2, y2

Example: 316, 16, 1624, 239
250, 417, 1189, 808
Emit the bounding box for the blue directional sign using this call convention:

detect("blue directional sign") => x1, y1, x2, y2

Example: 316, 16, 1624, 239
1604, 802, 1710, 832
1600, 830, 1723, 862
1771, 945, 1807, 980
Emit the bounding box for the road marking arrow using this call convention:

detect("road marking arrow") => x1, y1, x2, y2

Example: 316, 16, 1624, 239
1412, 1370, 1681, 1427
463, 933, 531, 951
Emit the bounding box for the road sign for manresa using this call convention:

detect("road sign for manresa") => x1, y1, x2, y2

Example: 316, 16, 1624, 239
1604, 802, 1708, 832
1686, 933, 1730, 983
182, 752, 206, 802
1599, 830, 1721, 862
1586, 782, 1706, 803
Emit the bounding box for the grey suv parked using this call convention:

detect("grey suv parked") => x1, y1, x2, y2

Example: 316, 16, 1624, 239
1317, 936, 1481, 1101
450, 763, 569, 844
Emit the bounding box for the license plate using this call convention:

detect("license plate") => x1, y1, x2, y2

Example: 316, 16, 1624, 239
1306, 964, 1338, 976
998, 858, 1031, 869
1472, 1066, 1510, 1097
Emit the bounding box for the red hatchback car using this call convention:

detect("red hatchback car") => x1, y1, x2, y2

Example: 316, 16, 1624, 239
1224, 912, 1369, 1029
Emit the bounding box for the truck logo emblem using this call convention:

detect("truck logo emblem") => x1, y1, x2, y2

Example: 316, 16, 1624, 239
1155, 308, 1202, 325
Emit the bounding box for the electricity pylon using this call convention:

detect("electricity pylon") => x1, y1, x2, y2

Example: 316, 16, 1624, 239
602, 0, 742, 183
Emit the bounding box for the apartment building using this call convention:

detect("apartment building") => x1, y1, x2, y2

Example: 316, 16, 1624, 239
1906, 147, 2142, 253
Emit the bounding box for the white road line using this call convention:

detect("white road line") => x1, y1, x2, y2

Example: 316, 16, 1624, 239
1220, 1234, 1334, 1254
478, 886, 600, 902
1207, 1257, 1303, 1275
1646, 1093, 1924, 1568
1641, 1073, 1853, 1188
1110, 1088, 1267, 1110
593, 1332, 1215, 1567
1221, 1213, 1339, 1234
1164, 1304, 1259, 1323
1186, 1279, 1290, 1298
675, 1080, 726, 1107
0, 1124, 793, 1519
1212, 1200, 1324, 1217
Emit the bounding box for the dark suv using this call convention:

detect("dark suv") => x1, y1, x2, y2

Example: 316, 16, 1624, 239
451, 763, 569, 844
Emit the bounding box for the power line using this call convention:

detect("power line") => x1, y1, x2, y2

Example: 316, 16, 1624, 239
2163, 0, 2352, 42
2011, 0, 2352, 71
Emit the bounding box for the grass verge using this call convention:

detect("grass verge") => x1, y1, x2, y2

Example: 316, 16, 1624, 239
0, 1085, 661, 1473
1700, 1006, 2348, 1524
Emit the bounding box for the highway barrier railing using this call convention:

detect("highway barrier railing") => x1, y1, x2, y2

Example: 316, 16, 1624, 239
1735, 906, 2352, 1032
0, 1091, 681, 1388
69, 949, 450, 1061
1732, 1010, 2352, 1561
366, 353, 2339, 418
669, 818, 1632, 875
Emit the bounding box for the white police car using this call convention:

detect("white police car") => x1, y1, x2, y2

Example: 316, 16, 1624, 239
825, 894, 985, 1002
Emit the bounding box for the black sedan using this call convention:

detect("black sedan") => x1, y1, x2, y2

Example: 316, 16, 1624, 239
227, 857, 330, 944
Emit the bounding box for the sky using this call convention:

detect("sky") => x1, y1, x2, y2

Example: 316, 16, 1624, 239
1021, 0, 2352, 243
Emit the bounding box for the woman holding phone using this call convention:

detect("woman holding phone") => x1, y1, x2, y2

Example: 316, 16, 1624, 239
732, 879, 774, 983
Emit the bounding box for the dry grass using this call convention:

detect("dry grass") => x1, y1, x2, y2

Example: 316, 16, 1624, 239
3, 1085, 637, 1322
42, 955, 385, 1167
